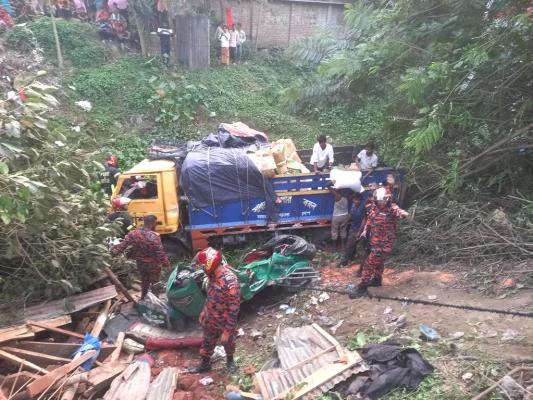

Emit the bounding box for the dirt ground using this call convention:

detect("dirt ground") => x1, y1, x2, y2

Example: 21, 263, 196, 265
147, 260, 533, 399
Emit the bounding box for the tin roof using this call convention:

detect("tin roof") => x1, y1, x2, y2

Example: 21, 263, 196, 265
255, 324, 368, 400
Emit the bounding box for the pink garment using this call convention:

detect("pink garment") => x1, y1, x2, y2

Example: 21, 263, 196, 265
114, 0, 127, 9
157, 0, 167, 12
229, 30, 238, 47
73, 0, 85, 10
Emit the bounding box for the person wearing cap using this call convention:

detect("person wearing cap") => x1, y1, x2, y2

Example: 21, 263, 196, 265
350, 187, 409, 298
107, 197, 134, 236
187, 247, 241, 374
112, 215, 169, 299
99, 155, 120, 196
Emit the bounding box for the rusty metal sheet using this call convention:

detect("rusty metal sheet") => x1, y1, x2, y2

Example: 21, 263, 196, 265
25, 286, 118, 321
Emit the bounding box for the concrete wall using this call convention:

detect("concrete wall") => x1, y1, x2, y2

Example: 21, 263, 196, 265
214, 0, 346, 48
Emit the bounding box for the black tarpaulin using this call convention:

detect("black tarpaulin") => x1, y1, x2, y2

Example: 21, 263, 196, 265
180, 146, 281, 221
188, 127, 270, 152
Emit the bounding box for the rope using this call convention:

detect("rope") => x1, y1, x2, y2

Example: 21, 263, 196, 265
206, 147, 217, 218
232, 149, 246, 215
275, 285, 533, 319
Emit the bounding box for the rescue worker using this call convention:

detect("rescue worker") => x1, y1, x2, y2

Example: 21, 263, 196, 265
350, 187, 409, 298
338, 192, 365, 269
107, 197, 134, 236
99, 155, 120, 196
188, 247, 241, 374
111, 215, 169, 299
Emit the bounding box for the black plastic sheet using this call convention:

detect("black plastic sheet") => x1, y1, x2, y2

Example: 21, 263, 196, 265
180, 146, 281, 222
258, 235, 317, 260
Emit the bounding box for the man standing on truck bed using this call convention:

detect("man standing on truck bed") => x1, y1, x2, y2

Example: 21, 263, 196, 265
311, 135, 334, 173
111, 215, 170, 299
188, 247, 241, 374
355, 144, 378, 182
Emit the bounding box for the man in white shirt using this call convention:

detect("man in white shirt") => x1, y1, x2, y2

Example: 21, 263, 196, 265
355, 144, 378, 181
310, 135, 334, 173
236, 23, 246, 61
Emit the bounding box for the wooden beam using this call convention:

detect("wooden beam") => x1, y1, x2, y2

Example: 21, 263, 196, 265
0, 372, 36, 394
82, 362, 127, 398
91, 300, 112, 338
286, 345, 336, 371
27, 321, 85, 340
0, 350, 49, 375
0, 316, 72, 344
13, 342, 116, 362
72, 312, 101, 319
0, 347, 71, 367
110, 332, 125, 363
11, 350, 96, 400
312, 323, 345, 358
104, 267, 136, 304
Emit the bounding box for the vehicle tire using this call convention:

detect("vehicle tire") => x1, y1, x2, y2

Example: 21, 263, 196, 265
162, 238, 190, 260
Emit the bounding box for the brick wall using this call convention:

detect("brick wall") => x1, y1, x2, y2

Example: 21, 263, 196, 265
213, 0, 346, 48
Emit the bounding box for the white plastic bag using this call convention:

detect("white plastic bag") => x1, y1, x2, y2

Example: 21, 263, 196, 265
330, 169, 363, 192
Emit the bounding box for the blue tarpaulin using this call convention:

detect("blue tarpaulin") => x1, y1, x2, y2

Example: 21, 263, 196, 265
71, 333, 101, 371
0, 0, 13, 15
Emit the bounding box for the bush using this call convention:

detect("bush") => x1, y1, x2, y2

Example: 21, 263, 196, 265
6, 17, 110, 68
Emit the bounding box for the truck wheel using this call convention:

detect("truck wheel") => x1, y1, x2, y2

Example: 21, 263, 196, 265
162, 239, 190, 260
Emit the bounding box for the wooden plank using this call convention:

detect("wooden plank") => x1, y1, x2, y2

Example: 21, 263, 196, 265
0, 372, 36, 393
69, 305, 100, 344
83, 362, 127, 398
0, 350, 49, 375
0, 347, 71, 367
0, 316, 72, 344
286, 345, 336, 371
253, 374, 270, 400
104, 267, 136, 303
91, 300, 112, 338
14, 342, 116, 362
27, 321, 85, 340
72, 312, 101, 319
110, 332, 125, 362
271, 352, 363, 400
24, 286, 118, 322
311, 323, 345, 358
23, 351, 96, 398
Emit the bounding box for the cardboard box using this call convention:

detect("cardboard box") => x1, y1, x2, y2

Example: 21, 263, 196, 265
287, 151, 302, 164
271, 145, 287, 164
349, 163, 359, 171
276, 161, 288, 175
247, 154, 277, 174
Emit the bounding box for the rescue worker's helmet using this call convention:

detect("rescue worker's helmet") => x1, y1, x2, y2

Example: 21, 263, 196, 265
106, 155, 118, 167
196, 247, 222, 275
112, 197, 131, 211
375, 187, 391, 201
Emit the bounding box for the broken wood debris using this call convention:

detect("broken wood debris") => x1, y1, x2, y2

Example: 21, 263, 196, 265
0, 316, 72, 344
146, 367, 177, 400
0, 346, 71, 367
0, 349, 49, 375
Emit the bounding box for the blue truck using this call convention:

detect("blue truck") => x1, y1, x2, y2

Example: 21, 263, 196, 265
110, 145, 405, 255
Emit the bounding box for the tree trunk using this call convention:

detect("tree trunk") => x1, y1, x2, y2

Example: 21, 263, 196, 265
255, 0, 262, 50
131, 8, 147, 57
48, 1, 64, 68
165, 0, 176, 61
219, 0, 226, 24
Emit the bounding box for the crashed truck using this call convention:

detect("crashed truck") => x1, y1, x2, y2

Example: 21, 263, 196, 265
110, 124, 405, 329
109, 125, 406, 257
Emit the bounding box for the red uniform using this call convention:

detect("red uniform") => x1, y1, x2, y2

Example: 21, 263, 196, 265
362, 204, 405, 284
112, 228, 169, 294
200, 265, 241, 358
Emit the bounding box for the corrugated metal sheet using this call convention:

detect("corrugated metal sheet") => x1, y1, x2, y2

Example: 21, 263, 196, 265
256, 325, 368, 400
25, 286, 118, 321
146, 367, 177, 400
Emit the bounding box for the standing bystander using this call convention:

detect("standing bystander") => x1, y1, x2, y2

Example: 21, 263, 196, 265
219, 25, 230, 66
236, 23, 246, 61
229, 24, 239, 63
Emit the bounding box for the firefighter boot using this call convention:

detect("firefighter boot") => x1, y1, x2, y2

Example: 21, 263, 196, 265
349, 283, 369, 299
226, 356, 238, 373
368, 275, 383, 287
187, 357, 211, 374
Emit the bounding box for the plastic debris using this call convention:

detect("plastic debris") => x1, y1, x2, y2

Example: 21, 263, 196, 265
71, 126, 81, 132
279, 304, 289, 311
402, 301, 409, 307
346, 284, 355, 291
462, 372, 473, 381
309, 296, 318, 306
384, 315, 407, 333
211, 346, 226, 362
200, 376, 214, 386
250, 330, 264, 340
501, 329, 521, 342
301, 315, 312, 323
383, 306, 393, 314
238, 328, 245, 337
75, 100, 92, 111
419, 324, 441, 340
285, 307, 296, 315
449, 332, 465, 339
318, 292, 330, 302
275, 314, 283, 319
428, 295, 438, 300
257, 311, 264, 316
319, 316, 335, 326
331, 320, 344, 334
54, 140, 65, 147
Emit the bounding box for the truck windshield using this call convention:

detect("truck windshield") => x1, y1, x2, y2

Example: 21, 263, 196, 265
119, 175, 158, 200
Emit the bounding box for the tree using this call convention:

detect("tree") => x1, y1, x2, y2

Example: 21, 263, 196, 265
129, 0, 155, 57
47, 0, 64, 68
287, 0, 533, 195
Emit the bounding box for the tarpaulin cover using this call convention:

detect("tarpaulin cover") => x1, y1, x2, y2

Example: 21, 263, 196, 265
71, 333, 101, 371
343, 343, 434, 399
258, 235, 317, 260
220, 122, 269, 141
180, 146, 281, 221
193, 126, 269, 152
